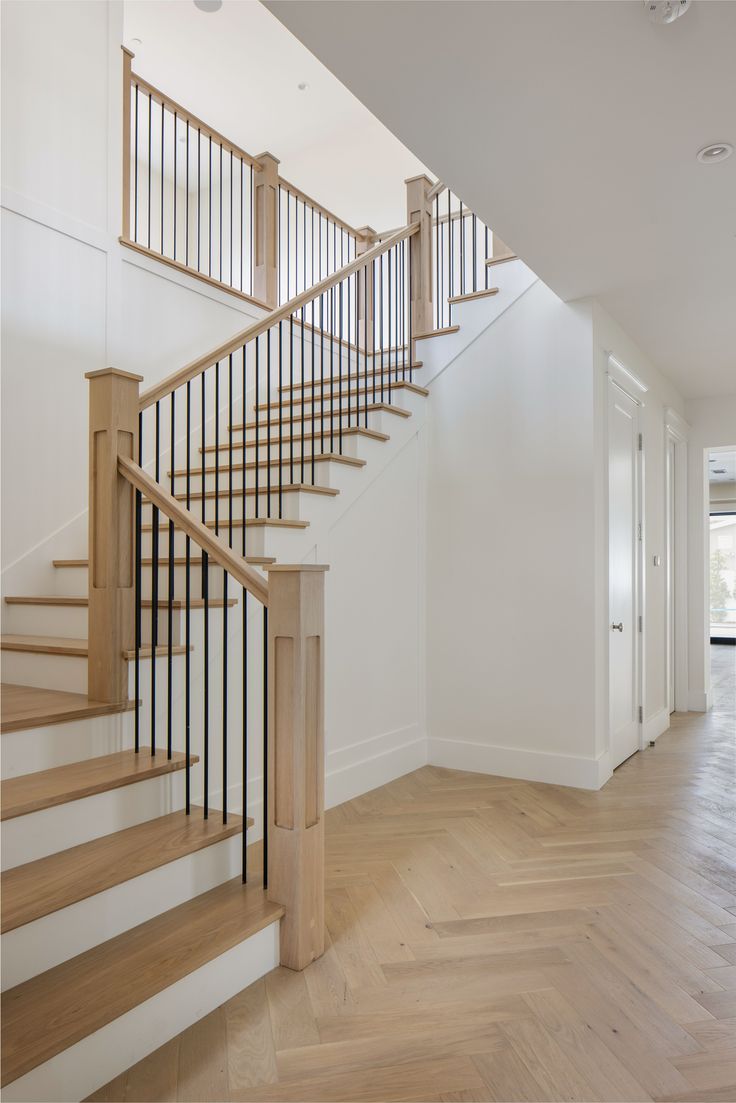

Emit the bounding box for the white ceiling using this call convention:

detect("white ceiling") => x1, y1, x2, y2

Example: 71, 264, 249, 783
265, 0, 736, 400
709, 450, 736, 484
123, 0, 427, 233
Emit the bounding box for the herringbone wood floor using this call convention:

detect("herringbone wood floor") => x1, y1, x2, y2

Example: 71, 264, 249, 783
90, 647, 736, 1103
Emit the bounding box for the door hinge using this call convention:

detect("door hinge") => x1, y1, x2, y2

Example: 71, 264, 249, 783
637, 522, 643, 541
638, 614, 643, 633
638, 705, 643, 723
638, 432, 643, 451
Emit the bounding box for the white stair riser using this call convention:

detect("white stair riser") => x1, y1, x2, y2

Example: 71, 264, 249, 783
1, 770, 187, 870
253, 386, 418, 417
2, 920, 281, 1103
234, 405, 392, 440
171, 457, 358, 494
1, 712, 135, 780
1, 648, 88, 694
140, 521, 305, 560
208, 430, 377, 463
142, 488, 336, 524
1, 833, 242, 990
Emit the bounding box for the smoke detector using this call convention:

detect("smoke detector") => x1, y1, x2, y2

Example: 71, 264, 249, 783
645, 0, 690, 24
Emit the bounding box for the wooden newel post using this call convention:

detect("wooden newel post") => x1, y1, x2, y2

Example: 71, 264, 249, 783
406, 174, 434, 337
253, 152, 280, 309
85, 368, 143, 704
265, 564, 328, 970
356, 226, 377, 354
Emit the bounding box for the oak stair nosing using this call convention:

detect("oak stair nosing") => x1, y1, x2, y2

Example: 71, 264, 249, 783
277, 363, 424, 392
1, 748, 197, 821
0, 634, 190, 660
53, 555, 276, 568
0, 876, 284, 1087
1, 806, 250, 933
447, 286, 500, 305
141, 516, 309, 533
0, 684, 135, 736
231, 401, 412, 433
253, 380, 429, 412
200, 426, 390, 454
168, 453, 367, 478
141, 483, 339, 507
414, 325, 461, 340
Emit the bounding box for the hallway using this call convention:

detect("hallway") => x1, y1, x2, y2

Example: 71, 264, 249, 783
91, 673, 736, 1103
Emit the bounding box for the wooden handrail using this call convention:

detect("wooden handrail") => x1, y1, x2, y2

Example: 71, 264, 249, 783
130, 70, 262, 170
427, 179, 445, 202
139, 222, 419, 410
277, 176, 360, 239
117, 455, 270, 607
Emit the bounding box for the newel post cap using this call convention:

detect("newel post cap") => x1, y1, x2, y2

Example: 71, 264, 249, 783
85, 367, 144, 383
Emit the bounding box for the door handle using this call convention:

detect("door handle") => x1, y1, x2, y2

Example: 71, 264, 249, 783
611, 622, 624, 632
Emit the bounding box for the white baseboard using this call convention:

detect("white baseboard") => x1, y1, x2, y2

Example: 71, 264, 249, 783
688, 689, 711, 712
427, 736, 606, 791
325, 724, 427, 808
2, 921, 280, 1103
643, 707, 671, 744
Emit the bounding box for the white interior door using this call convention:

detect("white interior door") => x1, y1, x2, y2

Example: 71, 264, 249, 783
608, 380, 640, 769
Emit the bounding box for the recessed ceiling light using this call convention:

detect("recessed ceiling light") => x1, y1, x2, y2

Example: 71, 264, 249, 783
697, 143, 733, 164
194, 0, 222, 11
713, 469, 727, 475
297, 82, 309, 92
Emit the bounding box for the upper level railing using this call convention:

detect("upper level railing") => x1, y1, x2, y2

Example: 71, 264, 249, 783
122, 49, 362, 311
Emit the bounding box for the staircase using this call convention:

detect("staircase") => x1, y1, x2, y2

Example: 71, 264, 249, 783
0, 50, 533, 1103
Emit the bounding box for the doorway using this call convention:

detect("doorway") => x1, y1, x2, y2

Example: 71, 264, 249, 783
608, 377, 642, 769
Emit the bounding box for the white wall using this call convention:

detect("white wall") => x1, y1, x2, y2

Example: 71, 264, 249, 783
684, 396, 736, 710
425, 281, 604, 787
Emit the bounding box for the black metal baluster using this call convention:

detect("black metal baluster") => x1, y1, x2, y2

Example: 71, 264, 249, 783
197, 128, 201, 272
202, 371, 209, 818
215, 360, 220, 537
185, 122, 190, 267
289, 315, 294, 485
208, 134, 212, 278
222, 563, 228, 824
160, 99, 164, 256
167, 392, 174, 759
485, 225, 489, 289
185, 381, 191, 814
278, 321, 283, 519
472, 213, 477, 292
320, 292, 325, 455
150, 400, 160, 755
408, 240, 413, 383
242, 585, 248, 882
173, 110, 177, 261
218, 143, 223, 283
255, 336, 260, 521
147, 92, 152, 249
388, 248, 392, 405
266, 330, 271, 518
448, 189, 453, 324
301, 306, 306, 485
135, 412, 142, 752
329, 288, 335, 453
240, 157, 244, 292
310, 297, 315, 486
134, 84, 139, 241
230, 149, 233, 289
242, 344, 248, 551
338, 281, 343, 454
262, 604, 268, 888
459, 200, 465, 296
346, 267, 351, 432
380, 254, 384, 403
228, 353, 234, 547
435, 195, 440, 330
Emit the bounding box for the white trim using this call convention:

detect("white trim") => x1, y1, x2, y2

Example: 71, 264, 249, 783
427, 737, 609, 791
325, 724, 427, 808
643, 706, 670, 744
665, 410, 690, 713
2, 921, 280, 1103
606, 352, 649, 394
688, 688, 711, 712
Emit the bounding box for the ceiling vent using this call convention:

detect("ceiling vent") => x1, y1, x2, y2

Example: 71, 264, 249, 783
645, 0, 691, 24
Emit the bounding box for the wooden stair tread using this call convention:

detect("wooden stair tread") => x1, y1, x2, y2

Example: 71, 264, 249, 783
169, 453, 366, 478
142, 516, 309, 533
0, 634, 189, 660
1, 748, 197, 821
200, 426, 389, 454
254, 380, 429, 410
485, 253, 517, 266
1, 807, 249, 933
278, 364, 424, 391
143, 483, 339, 506
447, 286, 499, 305
233, 402, 412, 432
414, 325, 460, 340
0, 684, 135, 736
4, 596, 238, 609
0, 876, 283, 1087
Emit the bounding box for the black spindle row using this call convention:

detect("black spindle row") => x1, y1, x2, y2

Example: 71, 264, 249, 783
129, 81, 256, 298
432, 189, 501, 329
